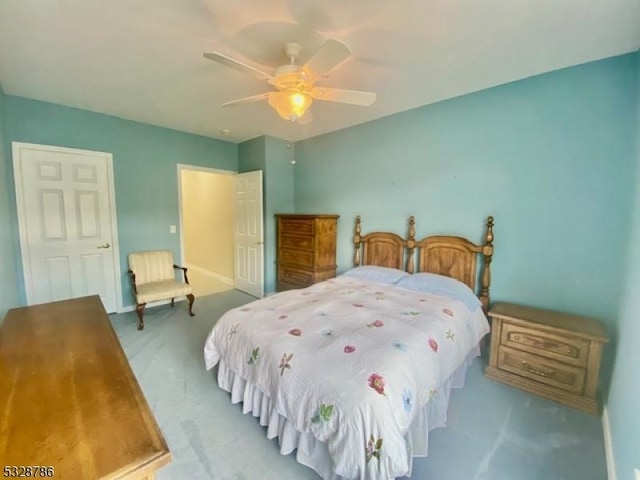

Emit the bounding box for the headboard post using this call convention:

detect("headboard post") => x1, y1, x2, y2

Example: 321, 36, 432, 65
353, 215, 362, 267
406, 216, 416, 274
479, 216, 494, 312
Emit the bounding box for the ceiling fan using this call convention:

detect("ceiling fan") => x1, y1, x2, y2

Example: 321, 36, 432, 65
204, 39, 376, 123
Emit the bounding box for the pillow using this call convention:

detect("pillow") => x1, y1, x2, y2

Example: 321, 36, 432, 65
340, 265, 409, 285
395, 272, 481, 311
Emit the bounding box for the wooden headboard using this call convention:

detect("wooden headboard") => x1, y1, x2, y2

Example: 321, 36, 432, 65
353, 216, 495, 311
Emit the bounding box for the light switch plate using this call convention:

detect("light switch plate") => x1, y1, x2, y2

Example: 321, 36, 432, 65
169, 225, 177, 234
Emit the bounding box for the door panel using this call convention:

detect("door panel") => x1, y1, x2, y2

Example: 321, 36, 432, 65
13, 142, 121, 312
234, 171, 264, 298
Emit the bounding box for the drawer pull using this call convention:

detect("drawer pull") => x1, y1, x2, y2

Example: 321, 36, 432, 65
521, 361, 555, 378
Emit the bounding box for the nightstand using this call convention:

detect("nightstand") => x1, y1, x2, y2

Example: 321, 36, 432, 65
485, 302, 609, 415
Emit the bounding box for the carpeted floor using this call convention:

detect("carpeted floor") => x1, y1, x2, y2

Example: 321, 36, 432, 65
109, 290, 608, 480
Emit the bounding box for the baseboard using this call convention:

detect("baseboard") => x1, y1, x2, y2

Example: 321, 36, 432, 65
185, 263, 234, 285
602, 406, 617, 480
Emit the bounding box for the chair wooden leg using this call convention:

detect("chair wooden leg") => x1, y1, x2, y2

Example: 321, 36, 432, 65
187, 294, 195, 317
136, 303, 146, 330
171, 298, 175, 307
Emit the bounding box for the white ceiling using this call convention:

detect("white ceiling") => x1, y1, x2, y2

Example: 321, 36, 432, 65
0, 1, 639, 143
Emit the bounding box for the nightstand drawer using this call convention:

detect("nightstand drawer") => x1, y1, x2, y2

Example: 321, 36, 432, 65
501, 322, 589, 368
498, 346, 586, 395
280, 234, 314, 251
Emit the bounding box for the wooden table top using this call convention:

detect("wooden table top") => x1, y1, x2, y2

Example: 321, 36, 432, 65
0, 296, 170, 479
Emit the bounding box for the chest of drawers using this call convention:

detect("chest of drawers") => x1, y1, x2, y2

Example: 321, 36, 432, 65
485, 302, 609, 415
275, 214, 339, 291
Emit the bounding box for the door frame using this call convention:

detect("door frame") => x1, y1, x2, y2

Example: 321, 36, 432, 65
12, 142, 123, 312
176, 163, 237, 283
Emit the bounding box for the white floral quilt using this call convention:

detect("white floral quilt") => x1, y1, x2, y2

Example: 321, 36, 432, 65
204, 276, 490, 479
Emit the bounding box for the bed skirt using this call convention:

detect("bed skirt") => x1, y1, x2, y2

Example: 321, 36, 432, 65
216, 346, 481, 480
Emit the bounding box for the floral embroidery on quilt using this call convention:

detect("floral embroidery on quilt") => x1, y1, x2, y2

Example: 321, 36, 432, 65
279, 353, 293, 375
446, 329, 455, 341
344, 345, 356, 353
321, 329, 335, 337
365, 435, 383, 463
228, 323, 239, 339
352, 303, 364, 308
402, 388, 413, 413
368, 373, 386, 395
278, 314, 288, 320
428, 337, 439, 353
311, 404, 334, 424
391, 341, 408, 351
367, 320, 384, 328
247, 347, 260, 364
374, 291, 385, 300
288, 328, 302, 337
442, 308, 454, 317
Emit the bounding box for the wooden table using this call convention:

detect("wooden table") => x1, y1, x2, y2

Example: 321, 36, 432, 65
0, 296, 171, 479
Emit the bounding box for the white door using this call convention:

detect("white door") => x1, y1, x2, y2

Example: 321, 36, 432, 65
13, 142, 121, 312
234, 171, 264, 298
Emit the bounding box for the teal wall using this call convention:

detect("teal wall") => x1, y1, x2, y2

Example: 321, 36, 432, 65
607, 51, 640, 480
263, 136, 295, 293
2, 96, 238, 309
294, 52, 640, 476
239, 136, 294, 294
0, 86, 20, 320
294, 53, 637, 329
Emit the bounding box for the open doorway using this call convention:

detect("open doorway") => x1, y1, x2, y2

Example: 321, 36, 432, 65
178, 164, 235, 297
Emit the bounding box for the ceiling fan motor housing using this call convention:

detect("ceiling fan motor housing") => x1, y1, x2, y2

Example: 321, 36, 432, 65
273, 64, 312, 91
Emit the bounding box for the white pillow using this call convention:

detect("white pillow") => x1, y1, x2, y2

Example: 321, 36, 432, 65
340, 265, 409, 285
395, 272, 481, 311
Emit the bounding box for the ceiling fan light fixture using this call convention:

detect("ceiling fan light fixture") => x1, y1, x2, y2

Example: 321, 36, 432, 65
268, 90, 313, 122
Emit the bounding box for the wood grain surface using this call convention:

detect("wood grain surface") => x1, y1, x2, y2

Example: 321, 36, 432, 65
0, 295, 170, 479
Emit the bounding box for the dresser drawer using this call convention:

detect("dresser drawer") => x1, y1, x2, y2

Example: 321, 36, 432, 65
280, 234, 314, 251
280, 219, 314, 236
501, 322, 589, 368
278, 266, 313, 287
279, 248, 314, 268
497, 346, 586, 395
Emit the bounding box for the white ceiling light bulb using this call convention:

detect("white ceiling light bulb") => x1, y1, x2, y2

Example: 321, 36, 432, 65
268, 90, 313, 122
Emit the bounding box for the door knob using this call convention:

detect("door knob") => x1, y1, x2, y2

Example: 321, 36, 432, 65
97, 243, 110, 249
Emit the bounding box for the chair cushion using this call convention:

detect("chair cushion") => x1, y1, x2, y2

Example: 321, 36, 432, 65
135, 280, 193, 304
129, 250, 175, 284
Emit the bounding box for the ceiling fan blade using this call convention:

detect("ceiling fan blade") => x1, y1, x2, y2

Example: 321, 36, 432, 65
302, 39, 351, 84
204, 52, 274, 83
222, 92, 272, 107
309, 87, 376, 106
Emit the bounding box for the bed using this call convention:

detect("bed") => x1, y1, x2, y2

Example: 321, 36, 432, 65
204, 215, 495, 479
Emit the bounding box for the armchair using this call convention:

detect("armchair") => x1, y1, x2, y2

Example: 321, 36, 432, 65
127, 250, 195, 330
